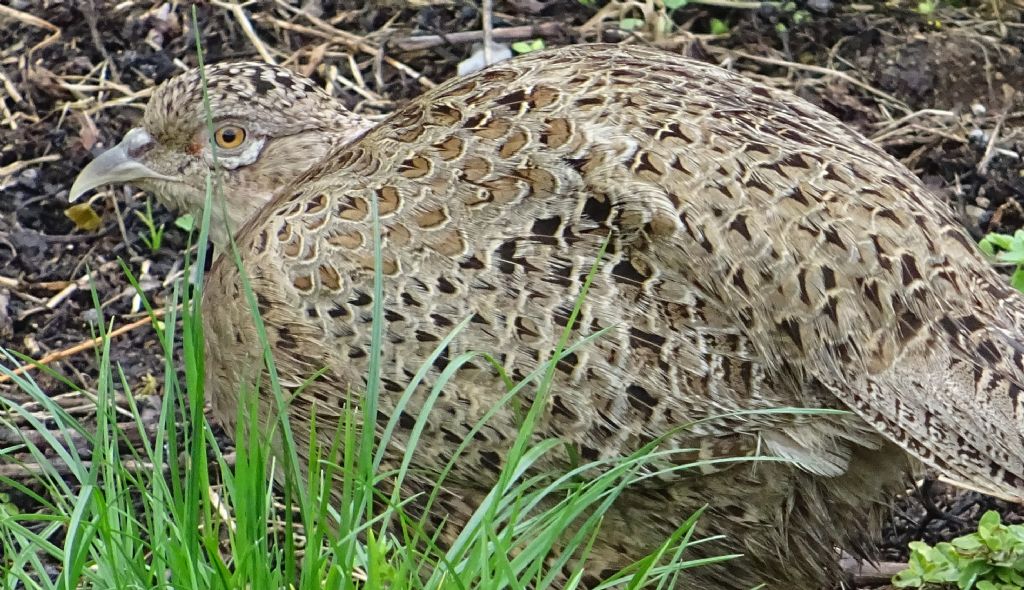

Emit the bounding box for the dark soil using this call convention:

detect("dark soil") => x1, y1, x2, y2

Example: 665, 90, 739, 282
2, 1, 1024, 588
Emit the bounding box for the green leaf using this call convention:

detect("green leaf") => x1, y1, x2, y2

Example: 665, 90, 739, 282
980, 232, 1015, 254
997, 250, 1024, 264
619, 17, 644, 30
892, 570, 923, 587
958, 558, 990, 587
1010, 269, 1024, 293
980, 511, 1002, 538
511, 39, 545, 54
175, 213, 196, 232
953, 535, 984, 551
897, 511, 1024, 590
1011, 228, 1024, 250
709, 18, 730, 35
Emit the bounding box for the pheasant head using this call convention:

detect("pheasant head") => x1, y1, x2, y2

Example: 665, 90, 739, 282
69, 62, 372, 247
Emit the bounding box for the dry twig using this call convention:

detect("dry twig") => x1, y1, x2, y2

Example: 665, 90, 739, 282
391, 23, 565, 52
0, 4, 61, 54
730, 50, 911, 114
269, 0, 436, 89
0, 313, 165, 385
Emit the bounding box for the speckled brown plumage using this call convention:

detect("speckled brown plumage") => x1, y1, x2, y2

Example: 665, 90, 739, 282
72, 44, 1024, 589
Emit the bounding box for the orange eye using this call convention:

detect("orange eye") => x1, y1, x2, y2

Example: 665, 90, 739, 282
214, 125, 246, 149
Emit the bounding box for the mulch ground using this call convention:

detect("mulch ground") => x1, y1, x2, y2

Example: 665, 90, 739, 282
2, 1, 1024, 587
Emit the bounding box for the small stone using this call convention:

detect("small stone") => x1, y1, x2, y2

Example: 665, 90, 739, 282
457, 43, 513, 76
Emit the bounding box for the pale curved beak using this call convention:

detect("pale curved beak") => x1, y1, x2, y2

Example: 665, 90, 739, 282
69, 128, 174, 202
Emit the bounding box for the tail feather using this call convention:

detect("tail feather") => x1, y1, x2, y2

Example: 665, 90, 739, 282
821, 302, 1024, 502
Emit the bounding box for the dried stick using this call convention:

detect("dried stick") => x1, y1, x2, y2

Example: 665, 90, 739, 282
0, 313, 163, 384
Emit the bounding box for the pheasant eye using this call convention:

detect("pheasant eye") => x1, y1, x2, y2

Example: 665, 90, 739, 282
214, 125, 246, 149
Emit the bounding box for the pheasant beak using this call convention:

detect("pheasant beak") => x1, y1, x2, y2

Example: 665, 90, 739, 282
69, 128, 174, 202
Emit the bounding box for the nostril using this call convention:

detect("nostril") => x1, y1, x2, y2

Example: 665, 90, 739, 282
123, 127, 156, 159
127, 142, 153, 159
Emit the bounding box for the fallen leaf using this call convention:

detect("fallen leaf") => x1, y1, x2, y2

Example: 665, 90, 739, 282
64, 203, 102, 231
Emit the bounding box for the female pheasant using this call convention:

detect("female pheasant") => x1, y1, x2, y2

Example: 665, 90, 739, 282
70, 44, 1024, 588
